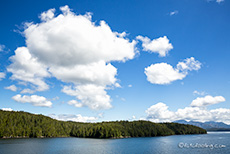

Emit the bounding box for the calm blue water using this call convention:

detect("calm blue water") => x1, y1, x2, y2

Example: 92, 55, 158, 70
0, 132, 229, 154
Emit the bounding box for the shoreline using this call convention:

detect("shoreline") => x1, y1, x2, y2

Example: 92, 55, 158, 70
0, 133, 207, 140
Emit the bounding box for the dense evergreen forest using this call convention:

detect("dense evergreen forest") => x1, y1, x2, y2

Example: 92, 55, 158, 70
0, 110, 206, 138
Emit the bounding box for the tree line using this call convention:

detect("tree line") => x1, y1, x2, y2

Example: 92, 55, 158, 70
0, 110, 207, 138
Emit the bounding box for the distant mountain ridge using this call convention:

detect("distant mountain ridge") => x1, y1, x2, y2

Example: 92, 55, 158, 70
174, 120, 230, 130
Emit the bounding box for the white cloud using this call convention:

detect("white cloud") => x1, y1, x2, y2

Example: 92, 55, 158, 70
1, 108, 13, 111
5, 85, 17, 92
216, 0, 224, 3
8, 5, 137, 110
146, 102, 175, 122
170, 10, 178, 16
62, 84, 112, 110
176, 57, 201, 73
146, 95, 230, 124
136, 36, 173, 57
49, 113, 98, 122
207, 0, 224, 3
193, 90, 206, 96
0, 44, 5, 52
190, 95, 226, 107
49, 61, 117, 86
20, 88, 35, 94
144, 57, 201, 85
68, 100, 83, 108
128, 84, 132, 88
12, 94, 52, 107
0, 72, 6, 80
7, 47, 50, 91
25, 6, 136, 66
40, 8, 55, 22
145, 63, 185, 85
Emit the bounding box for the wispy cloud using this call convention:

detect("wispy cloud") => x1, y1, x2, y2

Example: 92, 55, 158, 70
0, 72, 5, 81
193, 90, 207, 96
216, 0, 224, 3
207, 0, 224, 3
5, 85, 18, 92
0, 44, 5, 52
49, 113, 98, 122
170, 10, 178, 16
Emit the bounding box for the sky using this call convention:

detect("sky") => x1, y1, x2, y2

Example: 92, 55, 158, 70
0, 0, 230, 124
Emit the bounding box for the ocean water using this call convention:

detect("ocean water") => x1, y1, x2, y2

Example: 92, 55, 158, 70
0, 132, 229, 154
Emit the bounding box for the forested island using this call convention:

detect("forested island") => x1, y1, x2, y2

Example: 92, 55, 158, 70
0, 110, 206, 138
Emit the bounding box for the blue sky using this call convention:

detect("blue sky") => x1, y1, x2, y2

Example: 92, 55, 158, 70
1, 0, 230, 123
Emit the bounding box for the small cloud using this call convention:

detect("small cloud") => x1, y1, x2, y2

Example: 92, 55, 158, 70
121, 98, 126, 102
145, 57, 201, 85
207, 0, 224, 3
136, 36, 173, 57
128, 84, 132, 88
0, 44, 5, 52
5, 85, 18, 92
170, 10, 178, 16
190, 95, 225, 107
49, 113, 98, 122
1, 108, 13, 111
20, 88, 35, 94
0, 72, 6, 81
52, 96, 59, 101
114, 83, 122, 88
12, 94, 52, 107
193, 90, 207, 96
216, 0, 224, 3
98, 113, 104, 118
68, 100, 83, 108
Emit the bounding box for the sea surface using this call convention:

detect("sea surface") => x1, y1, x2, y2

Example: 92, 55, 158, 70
0, 132, 229, 154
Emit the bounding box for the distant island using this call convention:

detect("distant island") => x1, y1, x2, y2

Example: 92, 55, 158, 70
174, 120, 230, 131
0, 110, 206, 139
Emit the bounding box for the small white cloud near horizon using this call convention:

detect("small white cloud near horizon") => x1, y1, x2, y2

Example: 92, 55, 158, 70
136, 36, 173, 57
146, 99, 230, 124
5, 85, 18, 92
145, 57, 201, 85
1, 108, 13, 111
49, 113, 98, 122
12, 94, 52, 107
170, 10, 178, 16
190, 95, 225, 107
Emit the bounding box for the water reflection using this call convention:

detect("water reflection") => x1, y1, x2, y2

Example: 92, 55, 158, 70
0, 133, 229, 154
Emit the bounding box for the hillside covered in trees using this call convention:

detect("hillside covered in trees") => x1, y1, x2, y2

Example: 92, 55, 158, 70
0, 110, 206, 138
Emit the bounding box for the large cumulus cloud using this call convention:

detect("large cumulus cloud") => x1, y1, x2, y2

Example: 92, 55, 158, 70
8, 5, 137, 110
